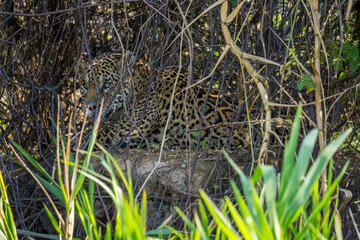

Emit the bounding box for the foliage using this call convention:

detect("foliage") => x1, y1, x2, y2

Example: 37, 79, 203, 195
331, 41, 360, 79
328, 22, 360, 79
2, 1, 358, 237
10, 117, 99, 239
332, 121, 360, 151
297, 73, 316, 92
75, 142, 151, 239
6, 104, 352, 239
0, 165, 17, 240
172, 104, 351, 239
10, 116, 163, 239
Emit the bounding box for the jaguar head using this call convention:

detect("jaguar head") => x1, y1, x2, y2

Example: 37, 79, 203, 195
78, 52, 132, 117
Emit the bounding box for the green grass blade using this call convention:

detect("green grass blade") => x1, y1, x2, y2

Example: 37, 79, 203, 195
43, 204, 64, 238
80, 190, 99, 239
147, 228, 172, 237
77, 170, 116, 200
88, 164, 95, 210
174, 207, 196, 232
295, 161, 349, 239
260, 165, 281, 238
198, 201, 210, 236
193, 212, 207, 240
224, 196, 252, 239
278, 128, 318, 220
0, 169, 17, 240
0, 231, 8, 240
75, 199, 92, 239
166, 226, 184, 240
72, 120, 99, 198
280, 104, 302, 199
224, 149, 267, 234
105, 223, 112, 240
227, 159, 274, 239
248, 188, 274, 239
230, 180, 259, 239
200, 190, 241, 239
35, 173, 64, 202
95, 142, 131, 192
283, 128, 351, 226
17, 229, 59, 239
223, 150, 261, 228
141, 191, 147, 233
334, 212, 343, 240
10, 140, 59, 187
251, 166, 263, 184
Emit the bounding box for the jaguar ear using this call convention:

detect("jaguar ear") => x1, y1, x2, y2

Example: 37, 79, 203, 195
77, 52, 91, 73
77, 60, 87, 74
109, 53, 124, 70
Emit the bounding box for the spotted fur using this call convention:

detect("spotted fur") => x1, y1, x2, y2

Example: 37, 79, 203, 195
79, 53, 249, 151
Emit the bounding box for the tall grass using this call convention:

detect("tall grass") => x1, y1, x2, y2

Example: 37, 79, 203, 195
5, 104, 351, 239
0, 162, 17, 240
9, 110, 155, 239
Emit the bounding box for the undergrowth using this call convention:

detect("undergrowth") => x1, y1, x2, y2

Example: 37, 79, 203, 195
1, 104, 353, 239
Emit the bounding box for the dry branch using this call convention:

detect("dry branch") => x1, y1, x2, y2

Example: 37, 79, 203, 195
220, 0, 271, 164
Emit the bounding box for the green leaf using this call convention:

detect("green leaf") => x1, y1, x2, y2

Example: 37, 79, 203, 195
297, 74, 315, 91
343, 42, 351, 52
105, 224, 112, 240
251, 166, 263, 183
16, 230, 59, 240
0, 169, 17, 240
349, 46, 359, 60
193, 212, 207, 239
175, 207, 197, 233
198, 202, 209, 235
35, 173, 64, 202
349, 59, 360, 74
337, 61, 343, 73
339, 72, 346, 79
43, 204, 64, 238
297, 81, 305, 91
223, 153, 274, 239
334, 213, 343, 240
229, 0, 238, 6
147, 229, 172, 237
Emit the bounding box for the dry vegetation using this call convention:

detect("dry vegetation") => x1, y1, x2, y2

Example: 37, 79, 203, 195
0, 0, 359, 237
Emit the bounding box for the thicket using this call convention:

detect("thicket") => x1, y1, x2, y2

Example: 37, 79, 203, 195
0, 0, 359, 238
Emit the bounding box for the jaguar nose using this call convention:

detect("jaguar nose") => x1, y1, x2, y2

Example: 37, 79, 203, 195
85, 103, 97, 115
88, 104, 96, 112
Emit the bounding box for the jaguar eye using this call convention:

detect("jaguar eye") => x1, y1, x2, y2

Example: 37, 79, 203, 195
103, 82, 111, 90
81, 81, 88, 88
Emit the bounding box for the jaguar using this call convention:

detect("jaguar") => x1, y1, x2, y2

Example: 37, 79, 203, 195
79, 52, 249, 151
